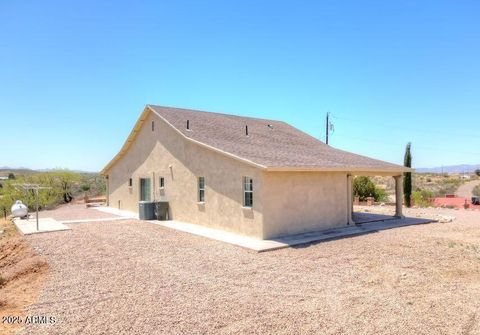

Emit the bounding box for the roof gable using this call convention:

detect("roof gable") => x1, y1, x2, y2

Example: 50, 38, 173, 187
101, 105, 409, 175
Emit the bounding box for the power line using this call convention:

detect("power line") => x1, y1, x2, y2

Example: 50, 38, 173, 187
331, 115, 479, 139
335, 133, 480, 156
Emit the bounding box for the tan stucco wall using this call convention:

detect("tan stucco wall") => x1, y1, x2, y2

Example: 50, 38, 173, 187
261, 171, 348, 239
107, 112, 264, 238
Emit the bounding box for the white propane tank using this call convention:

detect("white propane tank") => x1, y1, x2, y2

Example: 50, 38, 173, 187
11, 200, 28, 218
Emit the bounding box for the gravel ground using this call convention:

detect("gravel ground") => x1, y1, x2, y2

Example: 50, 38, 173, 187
38, 204, 121, 221
22, 208, 480, 335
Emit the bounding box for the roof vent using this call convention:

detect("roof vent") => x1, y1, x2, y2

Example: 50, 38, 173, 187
245, 125, 249, 136
186, 120, 190, 130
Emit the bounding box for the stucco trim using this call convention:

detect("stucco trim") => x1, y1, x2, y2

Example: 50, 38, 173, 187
264, 166, 414, 174
101, 106, 267, 175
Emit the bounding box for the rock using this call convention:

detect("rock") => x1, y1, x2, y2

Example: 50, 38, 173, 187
437, 215, 455, 223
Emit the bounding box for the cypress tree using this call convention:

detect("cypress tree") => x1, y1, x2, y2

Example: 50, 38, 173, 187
403, 142, 412, 207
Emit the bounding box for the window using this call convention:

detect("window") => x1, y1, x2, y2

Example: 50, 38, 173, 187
139, 178, 151, 201
159, 177, 165, 188
198, 177, 205, 202
151, 121, 155, 131
128, 178, 132, 187
243, 177, 253, 207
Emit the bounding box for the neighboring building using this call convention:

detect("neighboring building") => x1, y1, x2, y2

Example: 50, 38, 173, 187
101, 105, 410, 239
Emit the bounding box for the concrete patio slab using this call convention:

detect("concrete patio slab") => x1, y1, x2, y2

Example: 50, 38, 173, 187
13, 217, 71, 235
353, 212, 397, 223
150, 216, 436, 252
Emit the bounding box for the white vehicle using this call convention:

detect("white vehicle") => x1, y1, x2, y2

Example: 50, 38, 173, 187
11, 200, 28, 218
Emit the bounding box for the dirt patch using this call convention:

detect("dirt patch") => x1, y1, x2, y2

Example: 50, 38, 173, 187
0, 219, 49, 335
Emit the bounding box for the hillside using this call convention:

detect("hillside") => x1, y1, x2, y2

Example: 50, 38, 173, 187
416, 164, 480, 174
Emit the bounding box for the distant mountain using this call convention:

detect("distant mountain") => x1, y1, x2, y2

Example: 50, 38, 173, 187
416, 164, 480, 174
0, 167, 98, 174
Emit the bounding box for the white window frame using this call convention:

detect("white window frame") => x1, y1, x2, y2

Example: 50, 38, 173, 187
198, 177, 205, 202
243, 176, 253, 207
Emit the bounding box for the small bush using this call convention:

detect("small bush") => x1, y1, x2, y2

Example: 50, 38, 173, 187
412, 189, 434, 207
0, 275, 6, 287
353, 176, 389, 202
80, 184, 91, 192
374, 187, 390, 202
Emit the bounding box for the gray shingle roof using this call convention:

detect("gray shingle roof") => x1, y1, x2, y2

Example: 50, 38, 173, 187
148, 105, 407, 172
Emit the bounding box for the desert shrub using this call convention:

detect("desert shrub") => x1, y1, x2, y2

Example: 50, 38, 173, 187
412, 189, 434, 207
0, 170, 83, 214
353, 176, 375, 201
374, 187, 390, 202
475, 169, 480, 177
0, 275, 6, 287
353, 176, 388, 202
80, 184, 91, 192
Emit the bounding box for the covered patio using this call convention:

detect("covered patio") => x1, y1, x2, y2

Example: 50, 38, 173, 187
347, 172, 404, 225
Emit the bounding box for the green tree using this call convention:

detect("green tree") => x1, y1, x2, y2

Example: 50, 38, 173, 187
8, 172, 15, 180
403, 142, 412, 207
353, 176, 390, 202
353, 176, 376, 201
50, 170, 81, 203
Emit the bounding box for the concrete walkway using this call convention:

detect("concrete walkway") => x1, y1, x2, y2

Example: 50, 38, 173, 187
353, 212, 396, 224
14, 217, 71, 235
152, 216, 436, 252
456, 179, 480, 198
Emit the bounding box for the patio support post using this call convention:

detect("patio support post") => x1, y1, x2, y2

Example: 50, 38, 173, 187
347, 174, 355, 224
394, 175, 403, 218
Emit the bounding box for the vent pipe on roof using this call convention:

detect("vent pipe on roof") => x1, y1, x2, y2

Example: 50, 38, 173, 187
186, 120, 190, 130
245, 125, 249, 136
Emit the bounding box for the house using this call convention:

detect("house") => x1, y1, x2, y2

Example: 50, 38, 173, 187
101, 105, 410, 239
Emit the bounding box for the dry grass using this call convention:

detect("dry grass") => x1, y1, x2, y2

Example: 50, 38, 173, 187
0, 219, 49, 335
373, 173, 469, 198
21, 208, 480, 335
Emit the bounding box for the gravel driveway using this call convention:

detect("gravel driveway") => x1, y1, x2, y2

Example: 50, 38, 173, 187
23, 209, 480, 335
457, 179, 480, 198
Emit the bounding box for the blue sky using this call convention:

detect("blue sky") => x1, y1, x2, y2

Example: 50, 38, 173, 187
1, 0, 479, 172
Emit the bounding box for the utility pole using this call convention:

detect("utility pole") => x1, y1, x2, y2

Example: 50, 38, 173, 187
326, 112, 330, 145
325, 112, 334, 145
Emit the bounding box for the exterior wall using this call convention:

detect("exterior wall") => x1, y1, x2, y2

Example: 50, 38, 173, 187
107, 113, 264, 238
261, 171, 348, 239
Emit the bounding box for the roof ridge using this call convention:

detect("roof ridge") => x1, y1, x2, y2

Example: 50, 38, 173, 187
147, 104, 285, 124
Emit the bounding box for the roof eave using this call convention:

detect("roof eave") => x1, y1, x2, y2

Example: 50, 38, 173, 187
100, 106, 152, 176
264, 166, 414, 175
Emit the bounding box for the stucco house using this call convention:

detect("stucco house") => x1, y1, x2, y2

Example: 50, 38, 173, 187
101, 105, 410, 239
